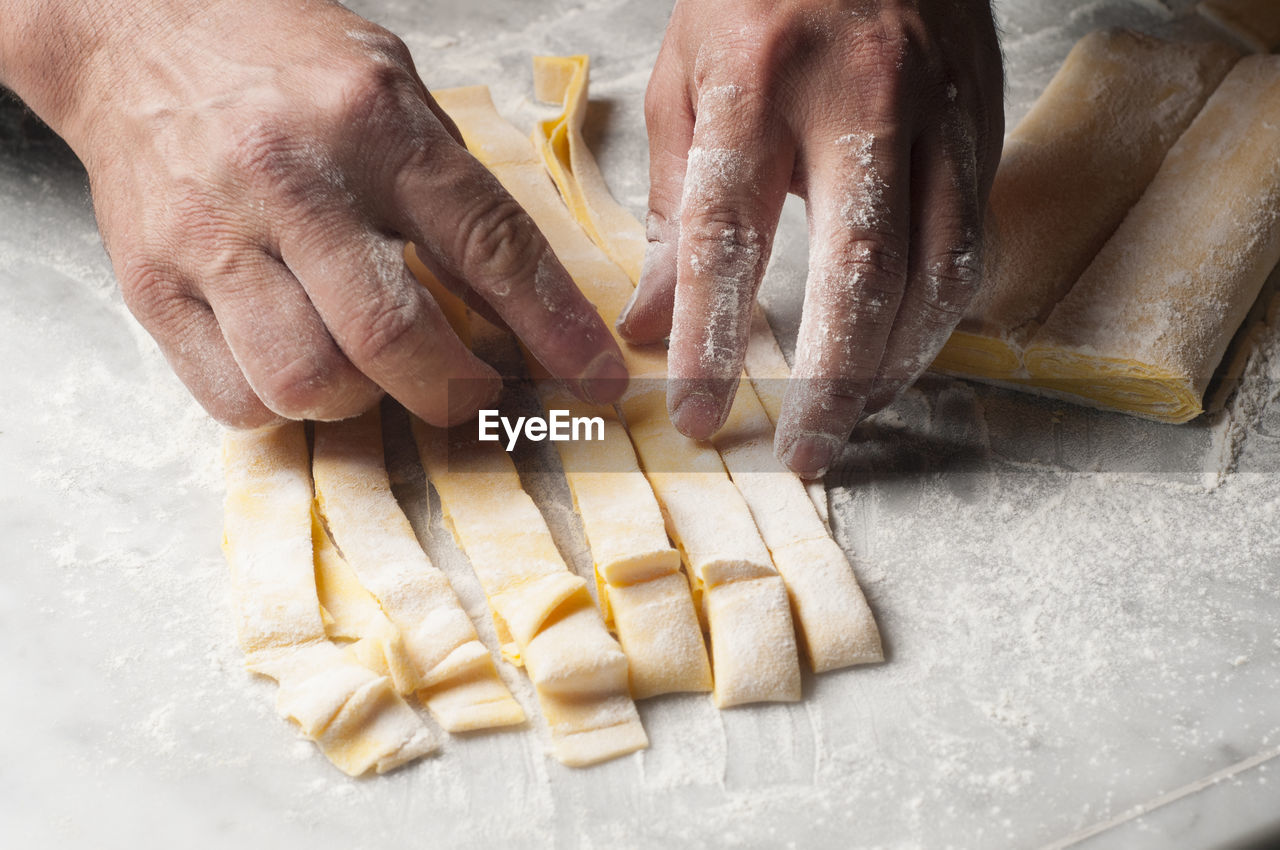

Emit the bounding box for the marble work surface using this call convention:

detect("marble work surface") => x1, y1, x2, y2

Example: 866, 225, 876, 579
3, 1, 1279, 847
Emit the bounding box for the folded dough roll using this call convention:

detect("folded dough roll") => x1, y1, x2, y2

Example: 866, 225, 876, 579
933, 30, 1240, 380
1024, 56, 1280, 422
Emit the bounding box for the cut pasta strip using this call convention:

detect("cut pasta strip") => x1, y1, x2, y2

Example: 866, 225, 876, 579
312, 408, 525, 733
530, 385, 713, 699
713, 388, 884, 671
435, 83, 803, 706
404, 247, 710, 700
528, 57, 879, 672
933, 30, 1240, 382
313, 508, 418, 694
222, 423, 437, 774
1025, 56, 1280, 422
1198, 0, 1280, 53
412, 417, 648, 766
531, 54, 831, 526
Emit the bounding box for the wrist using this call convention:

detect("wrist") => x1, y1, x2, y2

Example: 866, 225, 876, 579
0, 0, 212, 151
1, 1, 114, 136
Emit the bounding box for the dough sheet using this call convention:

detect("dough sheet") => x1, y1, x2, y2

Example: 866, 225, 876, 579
529, 56, 881, 673
434, 84, 805, 707
412, 416, 649, 766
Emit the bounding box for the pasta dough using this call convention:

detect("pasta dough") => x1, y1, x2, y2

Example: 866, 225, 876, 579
529, 56, 881, 673
435, 83, 804, 707
932, 30, 1240, 382
311, 408, 525, 732
531, 54, 830, 527
1024, 56, 1280, 421
222, 423, 437, 775
413, 417, 649, 766
530, 385, 713, 699
406, 239, 711, 700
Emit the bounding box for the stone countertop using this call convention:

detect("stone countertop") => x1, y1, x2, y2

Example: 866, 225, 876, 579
3, 1, 1278, 847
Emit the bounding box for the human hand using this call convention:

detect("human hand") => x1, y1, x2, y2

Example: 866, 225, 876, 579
0, 0, 628, 427
622, 0, 1003, 477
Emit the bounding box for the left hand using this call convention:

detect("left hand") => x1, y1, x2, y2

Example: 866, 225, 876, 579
620, 0, 1004, 477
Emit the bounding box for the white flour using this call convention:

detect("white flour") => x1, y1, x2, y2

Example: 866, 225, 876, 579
7, 1, 1280, 848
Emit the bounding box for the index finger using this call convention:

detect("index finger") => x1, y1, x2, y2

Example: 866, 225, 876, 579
389, 112, 629, 405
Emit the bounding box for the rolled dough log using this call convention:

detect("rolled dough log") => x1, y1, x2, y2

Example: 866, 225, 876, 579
932, 29, 1240, 381
1198, 0, 1280, 53
222, 423, 437, 774
312, 408, 524, 732
529, 56, 880, 672
412, 417, 649, 766
1024, 56, 1280, 422
435, 83, 803, 707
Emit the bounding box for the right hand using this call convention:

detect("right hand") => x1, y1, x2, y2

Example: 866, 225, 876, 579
0, 0, 628, 427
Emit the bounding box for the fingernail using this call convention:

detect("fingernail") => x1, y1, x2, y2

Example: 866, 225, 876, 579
672, 390, 723, 440
780, 434, 842, 479
616, 288, 639, 330
580, 352, 629, 404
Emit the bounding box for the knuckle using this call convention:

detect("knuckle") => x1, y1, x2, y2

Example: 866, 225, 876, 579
117, 254, 185, 320
347, 294, 422, 367
686, 207, 763, 250
645, 209, 678, 244
323, 54, 423, 140
255, 351, 346, 418
348, 25, 415, 70
336, 60, 414, 116
456, 195, 541, 295
683, 208, 768, 280
841, 236, 910, 285
918, 244, 982, 315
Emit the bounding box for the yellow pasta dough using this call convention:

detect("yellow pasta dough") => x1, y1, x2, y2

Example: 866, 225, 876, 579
222, 423, 437, 775
311, 408, 525, 732
413, 417, 649, 766
529, 56, 882, 673
435, 83, 805, 707
1024, 56, 1280, 422
933, 29, 1239, 382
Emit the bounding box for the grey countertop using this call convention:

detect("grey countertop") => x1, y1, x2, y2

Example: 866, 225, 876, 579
3, 1, 1279, 848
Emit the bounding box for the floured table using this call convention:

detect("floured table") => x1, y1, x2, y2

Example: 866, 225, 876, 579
3, 0, 1279, 848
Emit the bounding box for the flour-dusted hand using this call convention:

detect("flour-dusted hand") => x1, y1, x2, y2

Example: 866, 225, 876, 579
0, 0, 627, 428
622, 0, 1003, 477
